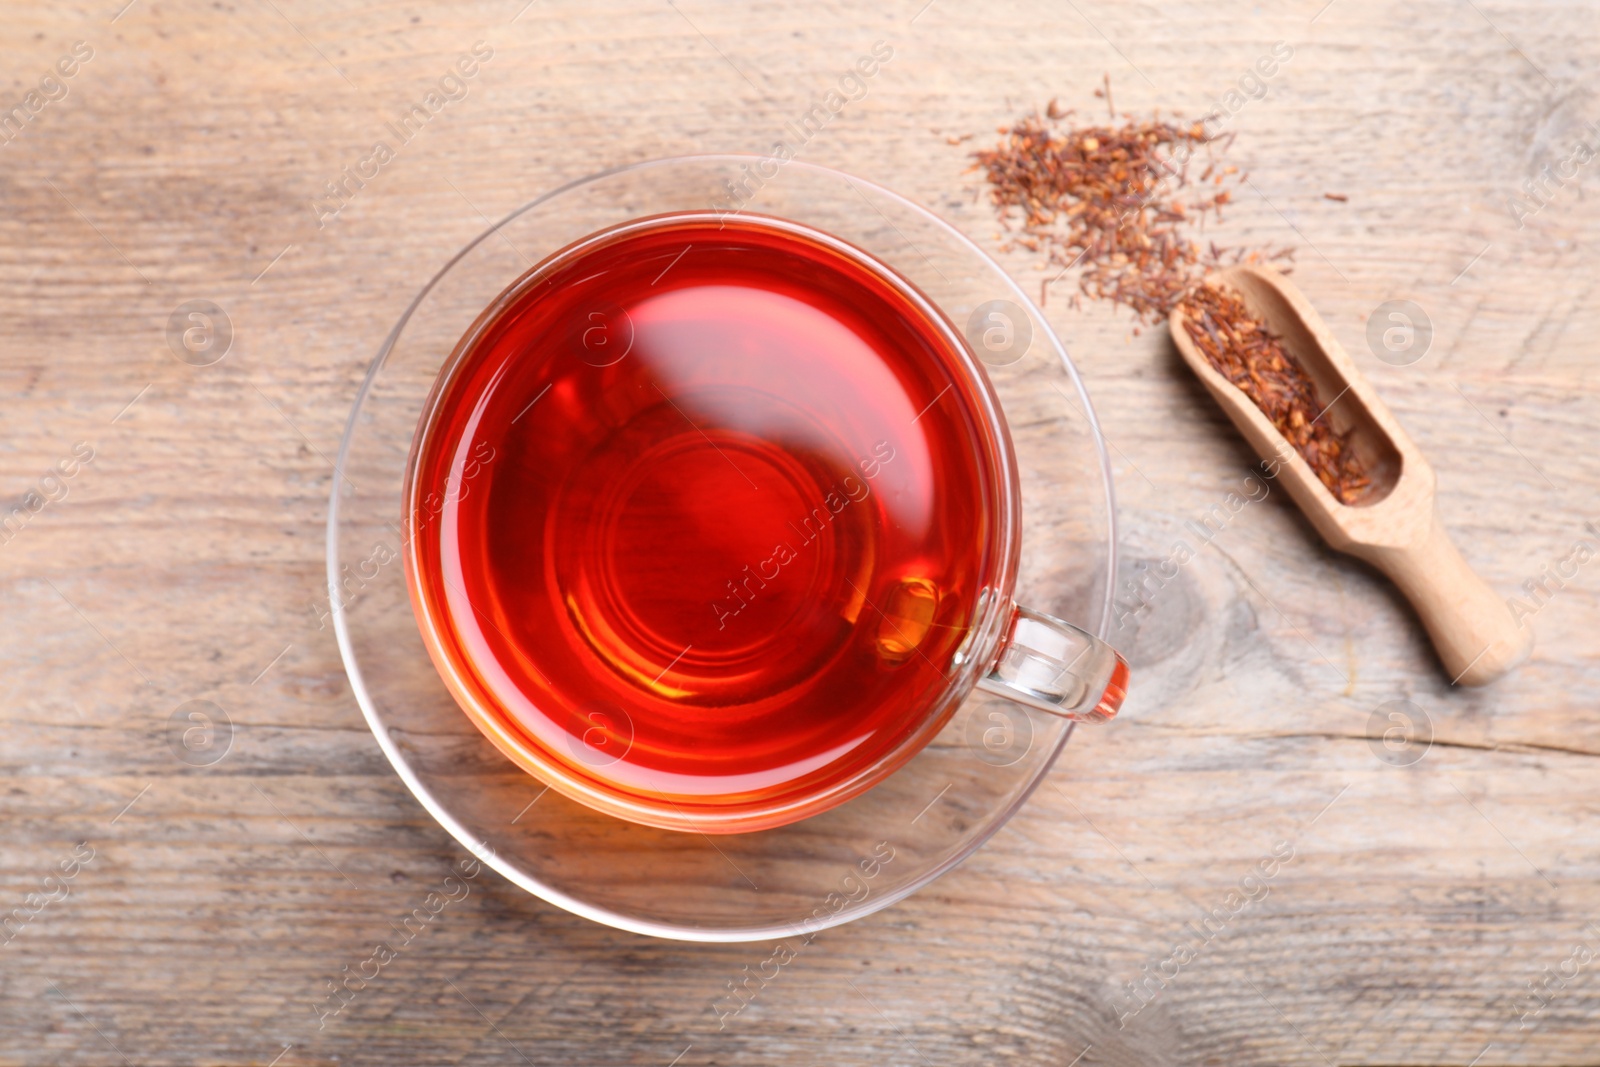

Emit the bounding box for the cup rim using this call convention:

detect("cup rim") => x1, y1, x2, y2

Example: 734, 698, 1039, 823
327, 154, 1119, 941
399, 208, 1022, 834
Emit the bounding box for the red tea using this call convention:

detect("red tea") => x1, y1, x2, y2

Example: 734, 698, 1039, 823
406, 214, 1014, 829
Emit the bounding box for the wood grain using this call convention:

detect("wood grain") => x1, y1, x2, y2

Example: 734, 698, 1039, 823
2, 0, 1597, 1064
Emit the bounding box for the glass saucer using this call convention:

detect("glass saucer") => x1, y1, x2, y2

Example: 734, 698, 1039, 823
327, 155, 1117, 942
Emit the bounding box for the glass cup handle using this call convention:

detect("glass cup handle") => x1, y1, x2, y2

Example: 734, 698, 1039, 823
975, 603, 1128, 723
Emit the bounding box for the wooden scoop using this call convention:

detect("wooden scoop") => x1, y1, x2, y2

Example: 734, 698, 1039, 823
1168, 264, 1531, 686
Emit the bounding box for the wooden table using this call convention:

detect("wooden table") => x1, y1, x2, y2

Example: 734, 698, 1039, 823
4, 0, 1597, 1063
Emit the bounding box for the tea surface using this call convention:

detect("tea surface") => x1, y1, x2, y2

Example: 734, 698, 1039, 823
409, 216, 1005, 818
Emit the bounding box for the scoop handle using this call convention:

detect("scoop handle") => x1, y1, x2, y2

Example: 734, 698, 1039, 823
1363, 505, 1532, 686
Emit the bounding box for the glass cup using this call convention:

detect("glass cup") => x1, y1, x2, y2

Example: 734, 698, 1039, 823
330, 156, 1124, 940
400, 210, 1128, 836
